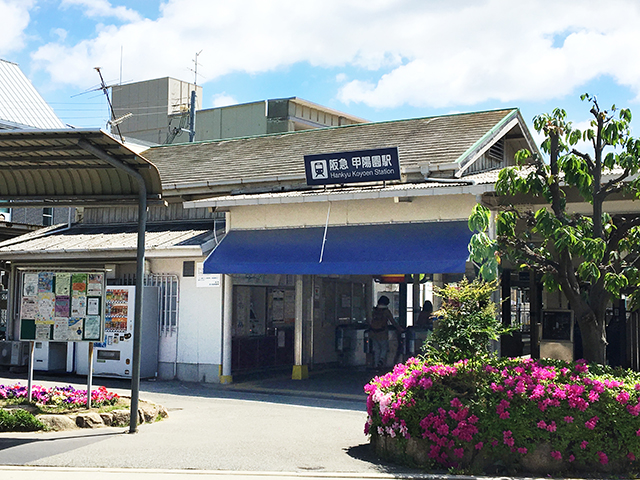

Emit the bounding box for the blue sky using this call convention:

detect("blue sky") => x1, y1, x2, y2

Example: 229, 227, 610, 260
2, 0, 640, 147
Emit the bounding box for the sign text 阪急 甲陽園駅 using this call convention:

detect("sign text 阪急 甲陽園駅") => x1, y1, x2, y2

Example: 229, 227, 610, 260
304, 147, 400, 186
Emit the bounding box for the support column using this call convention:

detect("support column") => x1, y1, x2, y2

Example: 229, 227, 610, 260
412, 278, 421, 327
292, 275, 308, 380
220, 274, 233, 384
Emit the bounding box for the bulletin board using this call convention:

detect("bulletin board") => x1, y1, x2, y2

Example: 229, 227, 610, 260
19, 270, 105, 342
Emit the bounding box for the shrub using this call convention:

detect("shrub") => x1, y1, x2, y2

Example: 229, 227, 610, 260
423, 278, 513, 363
364, 356, 640, 474
0, 409, 45, 432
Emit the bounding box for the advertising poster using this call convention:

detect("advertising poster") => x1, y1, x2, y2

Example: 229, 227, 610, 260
71, 295, 87, 317
20, 271, 105, 342
21, 297, 38, 319
55, 273, 71, 296
38, 272, 54, 293
71, 274, 87, 296
67, 317, 84, 341
84, 316, 101, 340
36, 292, 55, 323
87, 274, 103, 295
55, 295, 70, 317
23, 273, 38, 297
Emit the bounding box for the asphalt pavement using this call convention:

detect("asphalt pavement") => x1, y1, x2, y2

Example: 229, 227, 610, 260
0, 368, 570, 480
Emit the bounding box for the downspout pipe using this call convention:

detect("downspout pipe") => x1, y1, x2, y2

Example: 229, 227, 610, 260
77, 138, 147, 434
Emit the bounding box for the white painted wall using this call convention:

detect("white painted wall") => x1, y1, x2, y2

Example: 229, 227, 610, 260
149, 257, 223, 374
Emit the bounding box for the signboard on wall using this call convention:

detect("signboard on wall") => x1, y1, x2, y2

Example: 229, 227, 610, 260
304, 147, 400, 186
19, 271, 105, 342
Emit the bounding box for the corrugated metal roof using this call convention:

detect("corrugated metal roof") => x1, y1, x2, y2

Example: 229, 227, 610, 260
0, 222, 219, 260
0, 129, 163, 206
143, 108, 520, 196
0, 59, 66, 129
185, 170, 500, 208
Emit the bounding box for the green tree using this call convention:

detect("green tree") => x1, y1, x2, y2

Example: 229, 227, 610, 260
469, 95, 640, 364
424, 278, 511, 363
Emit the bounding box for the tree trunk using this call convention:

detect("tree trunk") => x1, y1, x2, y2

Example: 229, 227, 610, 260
575, 311, 607, 364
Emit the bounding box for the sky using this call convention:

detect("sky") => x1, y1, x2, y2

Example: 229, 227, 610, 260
2, 0, 640, 148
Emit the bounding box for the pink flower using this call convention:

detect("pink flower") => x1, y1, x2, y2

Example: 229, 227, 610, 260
537, 420, 547, 429
551, 451, 562, 461
617, 391, 630, 405
454, 448, 464, 458
450, 397, 463, 409
598, 451, 608, 465
564, 416, 574, 423
475, 442, 483, 450
546, 421, 557, 432
585, 416, 599, 430
518, 447, 528, 454
568, 454, 575, 463
628, 452, 637, 461
581, 440, 588, 449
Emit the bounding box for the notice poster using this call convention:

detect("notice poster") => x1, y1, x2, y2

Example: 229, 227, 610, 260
21, 296, 38, 319
71, 295, 86, 317
23, 273, 38, 297
55, 273, 71, 296
36, 292, 55, 324
55, 295, 70, 317
87, 297, 100, 316
87, 274, 103, 296
53, 318, 68, 341
67, 317, 84, 341
84, 316, 101, 340
38, 272, 54, 293
71, 274, 87, 296
35, 324, 51, 340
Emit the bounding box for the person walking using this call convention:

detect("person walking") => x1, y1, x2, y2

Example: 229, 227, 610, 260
369, 295, 403, 369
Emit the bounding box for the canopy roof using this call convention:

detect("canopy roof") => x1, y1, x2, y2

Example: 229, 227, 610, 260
0, 129, 163, 207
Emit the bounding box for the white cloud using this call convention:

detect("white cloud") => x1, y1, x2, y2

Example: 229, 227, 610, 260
211, 93, 236, 108
0, 0, 35, 55
26, 0, 640, 110
60, 0, 141, 22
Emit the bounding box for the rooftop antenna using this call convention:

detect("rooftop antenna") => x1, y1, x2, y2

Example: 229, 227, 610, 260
186, 50, 202, 142
95, 67, 130, 142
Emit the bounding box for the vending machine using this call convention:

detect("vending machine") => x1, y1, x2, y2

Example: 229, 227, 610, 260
76, 285, 159, 378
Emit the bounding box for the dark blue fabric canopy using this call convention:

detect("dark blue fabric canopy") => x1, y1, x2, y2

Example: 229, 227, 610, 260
203, 221, 472, 275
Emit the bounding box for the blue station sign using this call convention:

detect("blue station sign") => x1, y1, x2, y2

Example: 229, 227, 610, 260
304, 147, 400, 186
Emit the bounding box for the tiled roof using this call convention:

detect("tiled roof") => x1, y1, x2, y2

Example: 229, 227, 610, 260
0, 59, 66, 129
142, 108, 518, 193
0, 222, 219, 259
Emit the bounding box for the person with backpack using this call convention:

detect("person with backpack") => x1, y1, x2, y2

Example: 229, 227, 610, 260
369, 295, 403, 369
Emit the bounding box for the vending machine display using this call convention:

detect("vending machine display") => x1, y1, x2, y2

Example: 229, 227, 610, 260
76, 286, 159, 378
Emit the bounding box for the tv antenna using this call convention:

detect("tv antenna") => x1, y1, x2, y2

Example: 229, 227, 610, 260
188, 50, 204, 86
94, 67, 131, 142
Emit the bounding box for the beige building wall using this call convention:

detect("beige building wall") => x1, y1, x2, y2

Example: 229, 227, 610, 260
228, 193, 478, 230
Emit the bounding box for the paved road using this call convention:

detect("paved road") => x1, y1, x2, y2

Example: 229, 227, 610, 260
0, 370, 425, 477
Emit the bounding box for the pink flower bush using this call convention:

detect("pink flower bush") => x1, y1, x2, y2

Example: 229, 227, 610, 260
365, 357, 640, 474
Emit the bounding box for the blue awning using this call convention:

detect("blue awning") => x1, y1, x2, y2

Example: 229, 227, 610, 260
203, 221, 472, 275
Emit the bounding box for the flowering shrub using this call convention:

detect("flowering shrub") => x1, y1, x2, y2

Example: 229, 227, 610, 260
365, 356, 640, 474
0, 383, 119, 411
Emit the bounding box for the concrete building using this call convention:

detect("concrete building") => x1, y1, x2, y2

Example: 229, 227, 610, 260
111, 77, 367, 145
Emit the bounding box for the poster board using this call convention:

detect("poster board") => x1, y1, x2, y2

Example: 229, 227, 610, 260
19, 271, 105, 342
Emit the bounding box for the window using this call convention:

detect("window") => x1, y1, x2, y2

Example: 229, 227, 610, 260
42, 208, 53, 226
